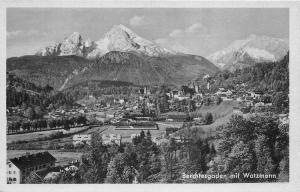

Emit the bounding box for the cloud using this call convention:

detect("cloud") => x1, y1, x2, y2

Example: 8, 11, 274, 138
169, 29, 184, 38
155, 38, 189, 54
155, 23, 207, 54
129, 15, 147, 27
170, 43, 190, 54
168, 23, 206, 38
185, 23, 204, 33
7, 30, 22, 39
7, 29, 43, 40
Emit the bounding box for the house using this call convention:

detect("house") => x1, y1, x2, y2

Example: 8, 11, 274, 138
174, 95, 189, 101
216, 88, 232, 97
250, 90, 264, 100
170, 136, 187, 143
254, 102, 265, 108
236, 97, 243, 102
164, 113, 188, 122
7, 151, 56, 184
152, 137, 169, 145
102, 134, 122, 146
119, 99, 125, 104
233, 107, 243, 116
203, 74, 210, 80
72, 134, 92, 146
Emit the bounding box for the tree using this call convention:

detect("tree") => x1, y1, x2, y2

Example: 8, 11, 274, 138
216, 96, 222, 105
146, 130, 151, 140
106, 153, 137, 183
204, 97, 212, 106
63, 119, 70, 130
76, 115, 87, 125
272, 92, 288, 113
255, 135, 276, 181
21, 121, 30, 132
24, 107, 35, 120
140, 130, 145, 139
34, 106, 43, 119
78, 133, 110, 183
204, 113, 213, 125
210, 144, 217, 156
211, 115, 285, 182
21, 102, 28, 111
225, 141, 257, 182
24, 172, 43, 184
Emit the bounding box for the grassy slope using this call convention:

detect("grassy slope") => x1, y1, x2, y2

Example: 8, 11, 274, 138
180, 100, 239, 139
192, 100, 239, 118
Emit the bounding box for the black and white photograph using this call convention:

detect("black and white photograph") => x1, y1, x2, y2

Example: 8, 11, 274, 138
2, 1, 298, 189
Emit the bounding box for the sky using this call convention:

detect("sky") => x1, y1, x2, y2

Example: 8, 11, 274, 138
7, 8, 289, 58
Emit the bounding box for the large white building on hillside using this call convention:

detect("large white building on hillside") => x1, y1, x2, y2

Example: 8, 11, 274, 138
73, 134, 92, 146
7, 151, 56, 184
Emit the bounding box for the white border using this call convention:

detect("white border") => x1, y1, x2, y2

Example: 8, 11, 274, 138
1, 1, 300, 192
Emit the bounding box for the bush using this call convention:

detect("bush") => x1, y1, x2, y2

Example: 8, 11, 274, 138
64, 142, 74, 150
49, 131, 64, 139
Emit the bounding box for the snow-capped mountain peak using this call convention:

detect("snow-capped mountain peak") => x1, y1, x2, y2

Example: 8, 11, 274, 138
86, 24, 176, 58
207, 34, 288, 71
36, 25, 176, 59
60, 32, 84, 56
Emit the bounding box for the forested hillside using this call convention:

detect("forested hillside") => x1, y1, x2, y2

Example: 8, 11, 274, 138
7, 73, 74, 119
209, 53, 289, 113
7, 55, 92, 90
63, 80, 141, 101
210, 53, 288, 92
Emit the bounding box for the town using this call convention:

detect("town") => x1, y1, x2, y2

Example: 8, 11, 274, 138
7, 72, 289, 184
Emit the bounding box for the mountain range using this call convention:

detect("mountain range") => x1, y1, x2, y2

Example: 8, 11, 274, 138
8, 25, 219, 90
35, 25, 176, 59
7, 25, 289, 92
207, 34, 289, 71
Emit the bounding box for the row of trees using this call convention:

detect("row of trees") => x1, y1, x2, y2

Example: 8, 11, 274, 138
7, 115, 87, 133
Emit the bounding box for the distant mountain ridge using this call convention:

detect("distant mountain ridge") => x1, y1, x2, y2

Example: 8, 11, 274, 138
67, 51, 219, 87
208, 34, 289, 71
36, 25, 176, 59
7, 51, 219, 90
7, 55, 91, 90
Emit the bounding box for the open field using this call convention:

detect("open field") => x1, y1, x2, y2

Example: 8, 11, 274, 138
96, 122, 183, 142
200, 101, 239, 133
7, 150, 83, 166
7, 122, 184, 164
179, 101, 239, 139
7, 126, 109, 150
192, 100, 239, 119
7, 126, 90, 144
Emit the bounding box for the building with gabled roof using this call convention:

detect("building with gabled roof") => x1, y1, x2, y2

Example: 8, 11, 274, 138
7, 151, 56, 184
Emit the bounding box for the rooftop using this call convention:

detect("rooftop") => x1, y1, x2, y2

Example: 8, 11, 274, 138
9, 151, 56, 170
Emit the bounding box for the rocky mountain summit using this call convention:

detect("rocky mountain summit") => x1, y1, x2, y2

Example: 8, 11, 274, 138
208, 34, 289, 71
36, 25, 176, 59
